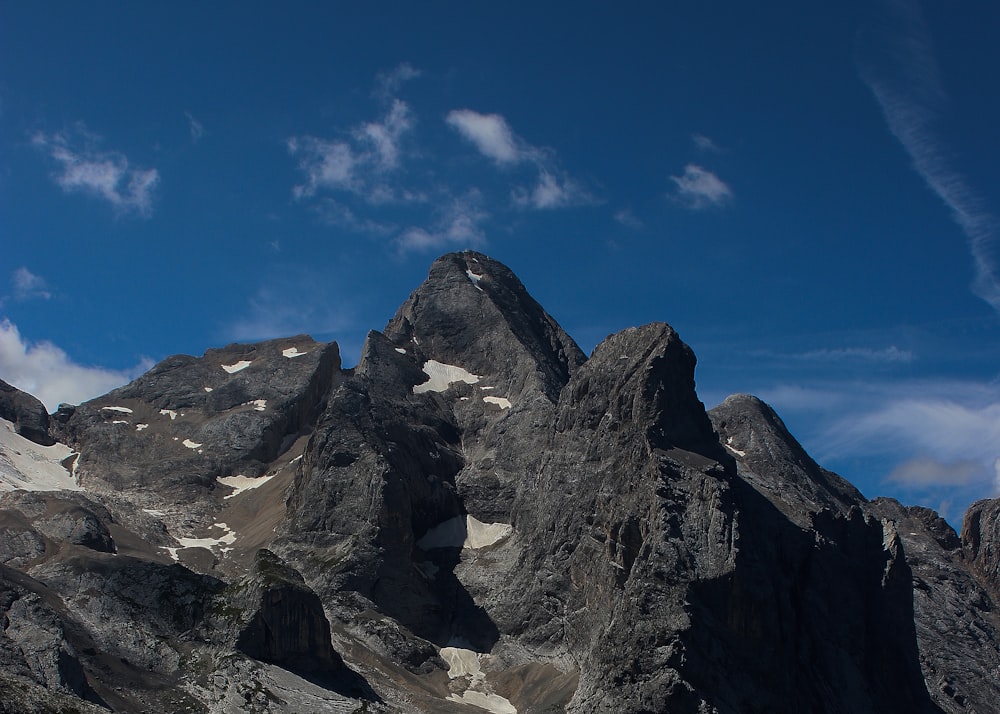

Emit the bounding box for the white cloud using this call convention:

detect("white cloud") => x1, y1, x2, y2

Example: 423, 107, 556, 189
669, 164, 733, 210
512, 170, 594, 210
446, 109, 525, 166
789, 345, 914, 364
446, 108, 597, 211
374, 62, 421, 100
858, 0, 1000, 315
397, 191, 489, 253
185, 111, 205, 142
0, 318, 151, 411
288, 79, 418, 204
31, 128, 159, 217
692, 133, 722, 153
288, 136, 358, 199
12, 268, 51, 301
356, 98, 414, 170
614, 208, 644, 229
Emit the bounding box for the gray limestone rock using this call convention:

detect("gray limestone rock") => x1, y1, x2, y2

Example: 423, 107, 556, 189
963, 498, 1000, 594
0, 252, 996, 713
870, 498, 1000, 714
709, 393, 864, 526
0, 379, 54, 446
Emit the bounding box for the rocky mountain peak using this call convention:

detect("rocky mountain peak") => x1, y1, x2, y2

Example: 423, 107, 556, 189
709, 393, 864, 525
1, 252, 999, 713
384, 250, 586, 403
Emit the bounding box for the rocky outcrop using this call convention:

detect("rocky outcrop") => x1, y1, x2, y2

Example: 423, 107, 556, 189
871, 498, 1000, 714
231, 549, 344, 674
0, 380, 53, 446
962, 498, 1000, 594
51, 335, 340, 524
493, 324, 935, 713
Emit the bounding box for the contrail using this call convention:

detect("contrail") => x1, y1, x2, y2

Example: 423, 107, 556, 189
857, 0, 1000, 313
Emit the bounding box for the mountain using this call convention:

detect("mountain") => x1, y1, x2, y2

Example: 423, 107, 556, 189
1, 251, 997, 714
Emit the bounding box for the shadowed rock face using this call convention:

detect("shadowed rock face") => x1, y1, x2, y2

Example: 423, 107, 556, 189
233, 550, 344, 674
0, 380, 53, 446
963, 498, 1000, 594
0, 251, 997, 713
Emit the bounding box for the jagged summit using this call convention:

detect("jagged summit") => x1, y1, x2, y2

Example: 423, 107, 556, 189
385, 251, 586, 403
709, 393, 865, 526
0, 252, 998, 713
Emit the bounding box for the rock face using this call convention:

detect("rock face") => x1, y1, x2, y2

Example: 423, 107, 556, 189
231, 549, 345, 675
0, 251, 997, 713
0, 380, 53, 446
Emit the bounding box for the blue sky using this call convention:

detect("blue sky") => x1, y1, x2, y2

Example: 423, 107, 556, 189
2, 1, 999, 524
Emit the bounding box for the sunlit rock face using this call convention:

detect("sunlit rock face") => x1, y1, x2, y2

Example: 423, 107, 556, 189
0, 251, 997, 713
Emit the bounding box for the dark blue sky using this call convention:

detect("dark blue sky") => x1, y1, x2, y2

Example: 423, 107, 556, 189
3, 1, 999, 524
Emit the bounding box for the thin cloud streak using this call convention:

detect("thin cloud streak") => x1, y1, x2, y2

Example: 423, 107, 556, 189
397, 190, 489, 253
858, 0, 1000, 313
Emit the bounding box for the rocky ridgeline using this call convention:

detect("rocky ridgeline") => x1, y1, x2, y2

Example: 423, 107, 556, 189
0, 251, 998, 713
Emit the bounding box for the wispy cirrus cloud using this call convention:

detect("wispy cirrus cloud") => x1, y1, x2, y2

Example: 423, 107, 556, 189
397, 190, 489, 253
227, 270, 355, 343
0, 318, 151, 411
754, 375, 1000, 520
858, 0, 1000, 314
11, 268, 51, 301
374, 62, 421, 101
185, 111, 205, 142
446, 108, 596, 210
787, 345, 914, 364
614, 208, 644, 230
669, 164, 732, 210
288, 64, 418, 204
692, 133, 722, 153
31, 127, 159, 217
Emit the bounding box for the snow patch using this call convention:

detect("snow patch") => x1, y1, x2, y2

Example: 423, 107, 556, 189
182, 439, 202, 449
441, 646, 517, 713
395, 348, 407, 354
243, 399, 266, 411
724, 444, 746, 458
111, 420, 129, 425
136, 424, 148, 431
174, 522, 237, 552
466, 270, 484, 291
222, 360, 252, 373
218, 473, 275, 499
143, 509, 165, 517
160, 409, 178, 420
204, 386, 213, 392
418, 515, 512, 550
447, 691, 517, 714
483, 396, 511, 410
414, 360, 481, 394
101, 406, 133, 414
0, 419, 81, 492
441, 647, 483, 679
282, 347, 308, 358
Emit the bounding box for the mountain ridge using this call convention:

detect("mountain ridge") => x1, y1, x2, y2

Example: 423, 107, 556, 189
0, 250, 996, 713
